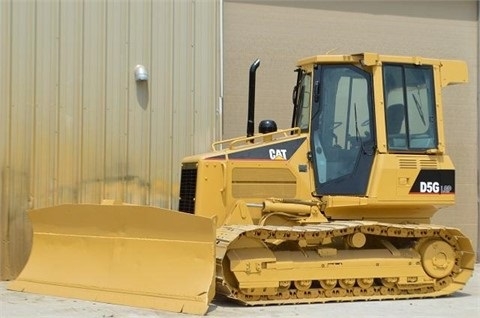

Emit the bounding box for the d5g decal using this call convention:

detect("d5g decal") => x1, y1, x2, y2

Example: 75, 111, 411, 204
410, 170, 455, 194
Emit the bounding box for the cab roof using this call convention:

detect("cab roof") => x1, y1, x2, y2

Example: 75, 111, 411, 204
296, 52, 467, 87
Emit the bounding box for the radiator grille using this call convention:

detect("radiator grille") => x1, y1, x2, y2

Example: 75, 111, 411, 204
178, 165, 197, 214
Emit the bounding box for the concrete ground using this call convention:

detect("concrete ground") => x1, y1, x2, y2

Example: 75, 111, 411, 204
1, 265, 479, 318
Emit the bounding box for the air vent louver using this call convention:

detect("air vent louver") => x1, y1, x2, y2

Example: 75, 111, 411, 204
398, 158, 438, 169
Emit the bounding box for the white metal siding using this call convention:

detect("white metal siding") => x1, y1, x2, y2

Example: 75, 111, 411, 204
0, 0, 221, 279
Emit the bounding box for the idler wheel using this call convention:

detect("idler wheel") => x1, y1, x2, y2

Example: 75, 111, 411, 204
419, 239, 456, 278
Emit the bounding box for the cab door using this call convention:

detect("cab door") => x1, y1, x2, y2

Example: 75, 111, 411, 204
311, 65, 376, 195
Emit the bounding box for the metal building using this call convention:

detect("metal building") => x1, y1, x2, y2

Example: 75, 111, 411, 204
0, 0, 222, 279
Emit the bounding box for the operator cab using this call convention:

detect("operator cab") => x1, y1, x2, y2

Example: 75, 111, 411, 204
292, 56, 438, 197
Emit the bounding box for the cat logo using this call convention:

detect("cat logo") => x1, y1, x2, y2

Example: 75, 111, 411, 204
269, 149, 287, 160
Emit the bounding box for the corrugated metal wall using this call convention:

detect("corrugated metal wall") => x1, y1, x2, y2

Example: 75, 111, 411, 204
0, 0, 222, 279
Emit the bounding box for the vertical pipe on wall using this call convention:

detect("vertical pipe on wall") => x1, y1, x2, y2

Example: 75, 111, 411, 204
218, 0, 224, 141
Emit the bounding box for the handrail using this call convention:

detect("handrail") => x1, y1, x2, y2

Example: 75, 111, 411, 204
211, 127, 302, 151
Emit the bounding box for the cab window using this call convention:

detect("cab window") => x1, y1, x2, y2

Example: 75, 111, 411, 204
294, 73, 312, 132
383, 65, 437, 151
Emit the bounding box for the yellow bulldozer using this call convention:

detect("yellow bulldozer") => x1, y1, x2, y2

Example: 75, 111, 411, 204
9, 53, 475, 315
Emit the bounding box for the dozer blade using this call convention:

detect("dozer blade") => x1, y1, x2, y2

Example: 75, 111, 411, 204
8, 204, 216, 315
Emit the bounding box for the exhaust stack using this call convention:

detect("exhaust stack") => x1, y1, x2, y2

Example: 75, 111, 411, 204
247, 59, 261, 138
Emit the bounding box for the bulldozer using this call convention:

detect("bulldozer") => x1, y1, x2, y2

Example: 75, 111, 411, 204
8, 53, 476, 315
